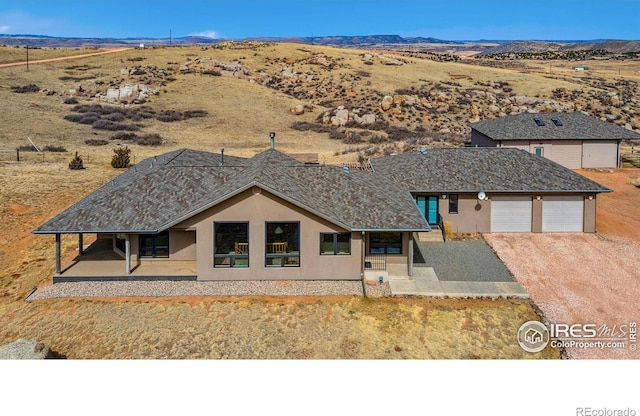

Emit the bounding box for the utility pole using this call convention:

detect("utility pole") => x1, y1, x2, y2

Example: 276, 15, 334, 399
26, 45, 29, 72
170, 29, 172, 46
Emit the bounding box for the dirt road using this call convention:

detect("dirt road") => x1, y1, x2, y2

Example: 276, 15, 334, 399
0, 47, 133, 69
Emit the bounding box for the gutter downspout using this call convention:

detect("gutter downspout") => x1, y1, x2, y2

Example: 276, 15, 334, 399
360, 231, 367, 298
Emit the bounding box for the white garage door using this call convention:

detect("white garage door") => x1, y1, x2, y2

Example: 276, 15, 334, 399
551, 141, 582, 169
491, 196, 532, 232
582, 142, 618, 168
542, 196, 584, 232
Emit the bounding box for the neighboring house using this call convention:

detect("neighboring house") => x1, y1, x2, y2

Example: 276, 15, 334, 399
33, 140, 610, 282
470, 112, 640, 169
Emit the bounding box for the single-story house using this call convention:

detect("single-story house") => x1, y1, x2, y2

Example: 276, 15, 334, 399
470, 112, 640, 169
33, 137, 610, 282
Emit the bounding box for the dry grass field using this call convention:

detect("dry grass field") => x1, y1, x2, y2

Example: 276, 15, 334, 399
0, 46, 110, 65
1, 43, 638, 359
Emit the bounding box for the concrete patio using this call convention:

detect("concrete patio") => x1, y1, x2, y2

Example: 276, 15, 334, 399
55, 239, 196, 282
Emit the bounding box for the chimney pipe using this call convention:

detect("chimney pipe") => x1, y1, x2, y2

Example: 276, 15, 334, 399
220, 147, 224, 166
269, 132, 275, 150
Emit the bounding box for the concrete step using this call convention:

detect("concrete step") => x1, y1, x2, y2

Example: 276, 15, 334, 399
415, 230, 444, 243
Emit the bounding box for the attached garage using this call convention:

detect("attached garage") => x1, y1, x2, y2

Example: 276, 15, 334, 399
542, 196, 584, 232
491, 196, 532, 232
582, 141, 619, 168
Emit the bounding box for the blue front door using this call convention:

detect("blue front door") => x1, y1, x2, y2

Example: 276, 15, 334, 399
417, 196, 439, 225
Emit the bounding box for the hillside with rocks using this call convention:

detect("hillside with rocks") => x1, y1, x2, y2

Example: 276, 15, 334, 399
1, 42, 639, 161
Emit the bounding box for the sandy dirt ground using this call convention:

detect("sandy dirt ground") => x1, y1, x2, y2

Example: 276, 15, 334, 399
484, 168, 640, 359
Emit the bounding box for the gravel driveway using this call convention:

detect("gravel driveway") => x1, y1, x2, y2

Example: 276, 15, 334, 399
413, 239, 514, 282
485, 233, 640, 359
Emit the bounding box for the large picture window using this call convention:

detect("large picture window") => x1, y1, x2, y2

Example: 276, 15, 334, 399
139, 231, 169, 258
369, 232, 403, 254
214, 222, 249, 267
320, 233, 351, 255
265, 222, 300, 267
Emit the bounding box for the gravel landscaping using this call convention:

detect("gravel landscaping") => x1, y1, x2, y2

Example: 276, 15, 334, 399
26, 279, 391, 301
413, 239, 514, 282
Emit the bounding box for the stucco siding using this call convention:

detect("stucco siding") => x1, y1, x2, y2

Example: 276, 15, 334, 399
438, 193, 490, 233
169, 229, 196, 260
584, 196, 597, 233
175, 187, 362, 281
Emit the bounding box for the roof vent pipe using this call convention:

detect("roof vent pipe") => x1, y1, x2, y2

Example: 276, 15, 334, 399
269, 132, 276, 150
220, 147, 225, 166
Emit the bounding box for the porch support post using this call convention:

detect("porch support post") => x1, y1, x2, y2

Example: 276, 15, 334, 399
408, 232, 414, 277
55, 233, 61, 274
360, 231, 366, 298
78, 233, 84, 256
125, 234, 131, 275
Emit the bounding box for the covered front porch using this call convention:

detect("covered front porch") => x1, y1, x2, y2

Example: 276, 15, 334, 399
54, 237, 196, 282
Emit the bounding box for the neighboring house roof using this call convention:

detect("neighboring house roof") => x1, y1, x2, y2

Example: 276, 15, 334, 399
471, 112, 640, 141
33, 148, 430, 234
370, 147, 611, 193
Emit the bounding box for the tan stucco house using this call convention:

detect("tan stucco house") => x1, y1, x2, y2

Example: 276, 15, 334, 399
34, 139, 610, 282
470, 112, 640, 169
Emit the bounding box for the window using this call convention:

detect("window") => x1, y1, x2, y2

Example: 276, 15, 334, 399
265, 222, 300, 267
115, 234, 126, 253
551, 117, 563, 126
534, 147, 544, 157
534, 117, 545, 126
214, 222, 249, 267
139, 231, 169, 258
320, 233, 351, 255
369, 232, 403, 255
448, 194, 459, 214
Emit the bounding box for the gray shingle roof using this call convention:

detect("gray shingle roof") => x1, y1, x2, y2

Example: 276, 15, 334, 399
34, 148, 429, 234
471, 112, 640, 141
370, 147, 611, 193
34, 146, 611, 235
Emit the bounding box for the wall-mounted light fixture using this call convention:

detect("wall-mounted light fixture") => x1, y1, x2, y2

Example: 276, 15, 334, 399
536, 196, 542, 201
441, 194, 447, 199
588, 195, 594, 200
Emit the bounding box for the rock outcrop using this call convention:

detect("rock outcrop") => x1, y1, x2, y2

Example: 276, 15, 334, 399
0, 339, 51, 359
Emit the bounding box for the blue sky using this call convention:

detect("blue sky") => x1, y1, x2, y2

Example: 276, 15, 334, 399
0, 0, 638, 40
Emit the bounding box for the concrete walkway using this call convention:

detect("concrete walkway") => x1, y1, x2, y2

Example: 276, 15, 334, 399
388, 263, 529, 298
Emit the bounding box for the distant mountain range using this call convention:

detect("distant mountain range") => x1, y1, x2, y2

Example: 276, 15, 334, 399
1, 33, 639, 53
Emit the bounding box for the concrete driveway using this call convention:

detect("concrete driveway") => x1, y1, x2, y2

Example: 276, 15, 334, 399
388, 238, 528, 298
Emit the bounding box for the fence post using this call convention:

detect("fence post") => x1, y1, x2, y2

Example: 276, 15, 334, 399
16, 149, 20, 162
42, 151, 45, 163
